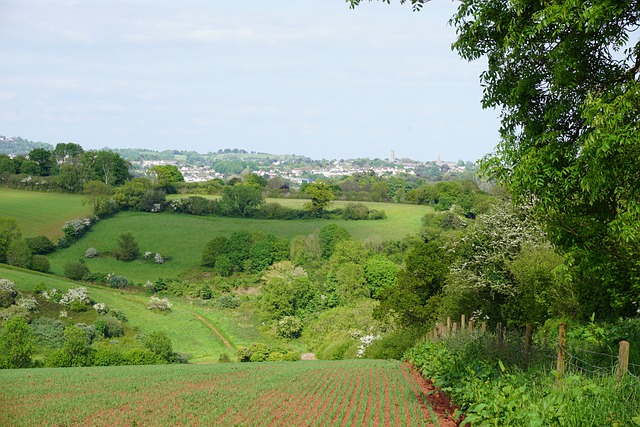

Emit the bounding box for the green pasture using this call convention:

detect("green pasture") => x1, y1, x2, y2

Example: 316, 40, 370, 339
0, 188, 91, 239
46, 202, 428, 283
0, 265, 265, 362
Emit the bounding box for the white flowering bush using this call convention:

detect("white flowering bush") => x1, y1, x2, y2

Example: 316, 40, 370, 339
59, 310, 68, 318
59, 287, 91, 306
147, 296, 172, 311
93, 302, 108, 314
0, 279, 18, 307
63, 217, 92, 237
41, 288, 59, 301
154, 253, 164, 264
84, 247, 99, 258
17, 296, 39, 312
356, 334, 380, 358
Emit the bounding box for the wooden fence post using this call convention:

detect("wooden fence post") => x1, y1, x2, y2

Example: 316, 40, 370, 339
617, 340, 630, 384
524, 323, 533, 365
497, 322, 504, 353
447, 317, 451, 335
452, 322, 458, 334
468, 320, 474, 334
461, 314, 466, 331
481, 321, 487, 333
556, 322, 567, 383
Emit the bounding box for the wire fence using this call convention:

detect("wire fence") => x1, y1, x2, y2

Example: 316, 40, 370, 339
430, 317, 640, 390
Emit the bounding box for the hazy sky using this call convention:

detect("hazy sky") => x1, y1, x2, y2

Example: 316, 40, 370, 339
1, 0, 499, 162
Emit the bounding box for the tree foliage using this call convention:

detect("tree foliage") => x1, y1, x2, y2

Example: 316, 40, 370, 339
349, 0, 640, 318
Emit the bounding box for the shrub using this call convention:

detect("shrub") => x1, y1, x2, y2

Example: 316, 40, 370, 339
63, 263, 89, 280
6, 239, 32, 268
115, 232, 139, 261
218, 353, 231, 363
60, 287, 91, 306
0, 317, 35, 368
30, 255, 50, 273
143, 331, 174, 362
84, 247, 99, 258
0, 279, 17, 308
214, 294, 240, 309
342, 203, 370, 220
147, 296, 172, 311
93, 346, 126, 366
94, 316, 124, 338
123, 348, 162, 365
62, 217, 93, 242
16, 295, 38, 312
275, 316, 303, 339
25, 235, 55, 254
30, 317, 65, 348
105, 274, 128, 289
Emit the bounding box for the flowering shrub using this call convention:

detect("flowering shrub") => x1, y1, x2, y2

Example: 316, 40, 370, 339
84, 247, 99, 258
17, 296, 38, 312
93, 302, 108, 314
0, 279, 18, 308
154, 253, 165, 264
147, 296, 172, 311
59, 310, 68, 318
356, 334, 380, 358
59, 287, 91, 306
42, 288, 59, 301
62, 217, 94, 242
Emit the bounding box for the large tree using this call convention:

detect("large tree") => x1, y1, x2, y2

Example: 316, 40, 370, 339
349, 0, 640, 317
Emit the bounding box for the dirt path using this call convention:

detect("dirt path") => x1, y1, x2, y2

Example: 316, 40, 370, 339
403, 363, 465, 427
184, 308, 235, 350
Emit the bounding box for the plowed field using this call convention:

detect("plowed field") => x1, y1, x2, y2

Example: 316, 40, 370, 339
0, 359, 460, 426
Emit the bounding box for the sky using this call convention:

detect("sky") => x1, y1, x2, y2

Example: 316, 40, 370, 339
0, 0, 500, 163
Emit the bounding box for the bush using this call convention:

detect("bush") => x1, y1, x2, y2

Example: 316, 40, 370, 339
275, 316, 303, 339
94, 316, 124, 338
25, 235, 55, 254
30, 317, 65, 349
122, 348, 163, 365
364, 329, 420, 360
143, 331, 174, 362
93, 346, 126, 366
84, 247, 99, 258
214, 294, 240, 309
147, 296, 172, 311
64, 263, 89, 280
115, 232, 139, 261
30, 255, 50, 273
105, 274, 128, 289
0, 279, 17, 308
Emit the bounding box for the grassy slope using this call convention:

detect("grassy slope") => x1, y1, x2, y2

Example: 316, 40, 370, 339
0, 188, 92, 239
0, 265, 261, 362
46, 204, 429, 283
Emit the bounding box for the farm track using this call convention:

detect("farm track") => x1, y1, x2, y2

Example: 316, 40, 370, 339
182, 307, 236, 350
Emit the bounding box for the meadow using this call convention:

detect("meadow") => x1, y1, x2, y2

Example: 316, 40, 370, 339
0, 359, 455, 427
0, 188, 91, 239
45, 201, 429, 283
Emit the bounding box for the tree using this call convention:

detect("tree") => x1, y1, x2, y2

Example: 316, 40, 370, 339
303, 180, 335, 214
143, 331, 174, 362
0, 217, 22, 263
148, 165, 184, 193
84, 150, 131, 186
220, 184, 264, 217
27, 148, 53, 176
6, 239, 32, 269
115, 232, 139, 261
0, 317, 35, 368
349, 0, 640, 318
83, 180, 114, 216
318, 224, 351, 259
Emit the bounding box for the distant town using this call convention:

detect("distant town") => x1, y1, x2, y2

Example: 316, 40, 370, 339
0, 135, 477, 183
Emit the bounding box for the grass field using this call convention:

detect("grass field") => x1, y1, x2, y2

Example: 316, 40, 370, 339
0, 265, 268, 363
0, 359, 446, 426
45, 204, 428, 283
0, 188, 91, 239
